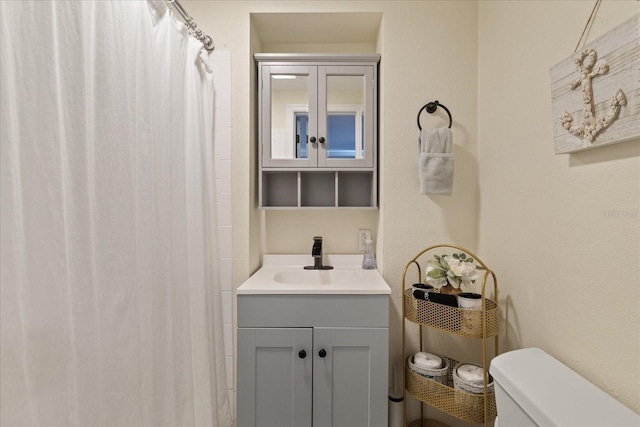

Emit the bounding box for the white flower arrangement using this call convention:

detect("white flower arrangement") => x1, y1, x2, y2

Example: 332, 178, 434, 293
425, 253, 484, 289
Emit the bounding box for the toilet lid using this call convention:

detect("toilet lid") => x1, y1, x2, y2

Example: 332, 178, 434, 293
490, 348, 640, 426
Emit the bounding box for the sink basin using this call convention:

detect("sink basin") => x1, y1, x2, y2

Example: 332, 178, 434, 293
236, 254, 391, 295
273, 269, 354, 285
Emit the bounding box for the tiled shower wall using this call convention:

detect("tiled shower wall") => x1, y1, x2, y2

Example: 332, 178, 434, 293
211, 50, 234, 406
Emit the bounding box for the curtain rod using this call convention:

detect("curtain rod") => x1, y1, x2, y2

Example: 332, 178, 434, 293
164, 0, 214, 51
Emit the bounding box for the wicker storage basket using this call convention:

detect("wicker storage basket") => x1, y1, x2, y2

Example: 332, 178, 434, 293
408, 354, 449, 385
452, 363, 494, 413
452, 363, 494, 394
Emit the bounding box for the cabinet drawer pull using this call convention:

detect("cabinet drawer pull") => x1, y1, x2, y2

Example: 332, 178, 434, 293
318, 137, 325, 144
319, 349, 327, 358
310, 136, 317, 143
298, 350, 307, 359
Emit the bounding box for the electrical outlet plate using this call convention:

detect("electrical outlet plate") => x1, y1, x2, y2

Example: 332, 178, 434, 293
358, 229, 372, 251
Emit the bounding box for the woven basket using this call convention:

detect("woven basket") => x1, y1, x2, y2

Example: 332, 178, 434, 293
452, 363, 494, 394
452, 363, 494, 414
408, 354, 449, 385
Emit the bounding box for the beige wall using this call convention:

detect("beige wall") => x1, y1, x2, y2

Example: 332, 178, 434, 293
478, 0, 639, 414
184, 0, 639, 418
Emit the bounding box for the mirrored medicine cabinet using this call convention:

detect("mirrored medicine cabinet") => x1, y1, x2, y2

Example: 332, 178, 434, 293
255, 53, 380, 209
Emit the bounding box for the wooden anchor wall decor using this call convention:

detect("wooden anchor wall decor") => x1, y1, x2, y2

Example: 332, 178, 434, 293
550, 14, 639, 154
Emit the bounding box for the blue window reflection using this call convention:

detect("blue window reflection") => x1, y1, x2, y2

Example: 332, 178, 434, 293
295, 113, 308, 158
327, 114, 356, 158
295, 112, 362, 159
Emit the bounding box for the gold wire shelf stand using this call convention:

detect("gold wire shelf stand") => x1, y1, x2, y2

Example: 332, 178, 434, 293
401, 244, 499, 427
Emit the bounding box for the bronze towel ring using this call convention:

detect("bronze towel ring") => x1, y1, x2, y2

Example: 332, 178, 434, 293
417, 100, 452, 130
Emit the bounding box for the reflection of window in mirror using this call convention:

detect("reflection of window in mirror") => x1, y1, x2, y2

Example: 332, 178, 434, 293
290, 106, 364, 160
327, 112, 363, 159
295, 112, 308, 158
326, 74, 365, 160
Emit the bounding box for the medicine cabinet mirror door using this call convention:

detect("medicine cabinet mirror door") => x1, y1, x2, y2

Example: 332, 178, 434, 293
262, 65, 318, 168
262, 64, 375, 168
317, 65, 374, 168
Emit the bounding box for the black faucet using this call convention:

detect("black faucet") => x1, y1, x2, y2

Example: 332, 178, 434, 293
304, 236, 333, 270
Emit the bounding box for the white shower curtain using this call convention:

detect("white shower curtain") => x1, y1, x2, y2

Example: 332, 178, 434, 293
0, 1, 232, 426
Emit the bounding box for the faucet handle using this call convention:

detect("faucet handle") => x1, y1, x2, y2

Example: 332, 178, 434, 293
312, 236, 322, 257
305, 236, 333, 270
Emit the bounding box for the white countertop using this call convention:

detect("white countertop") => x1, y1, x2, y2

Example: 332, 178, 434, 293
237, 254, 391, 295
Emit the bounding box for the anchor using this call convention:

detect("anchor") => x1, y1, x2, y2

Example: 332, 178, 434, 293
560, 48, 626, 143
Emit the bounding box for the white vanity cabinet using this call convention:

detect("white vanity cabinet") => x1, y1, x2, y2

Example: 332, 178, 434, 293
255, 53, 380, 209
237, 294, 389, 427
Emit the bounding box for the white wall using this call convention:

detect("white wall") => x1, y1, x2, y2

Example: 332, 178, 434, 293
478, 0, 639, 414
378, 6, 480, 422
184, 0, 639, 420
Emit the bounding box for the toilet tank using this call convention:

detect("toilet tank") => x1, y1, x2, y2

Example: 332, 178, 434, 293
489, 348, 640, 427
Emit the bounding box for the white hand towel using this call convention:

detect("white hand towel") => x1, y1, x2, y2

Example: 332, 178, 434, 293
418, 127, 454, 195
420, 127, 452, 154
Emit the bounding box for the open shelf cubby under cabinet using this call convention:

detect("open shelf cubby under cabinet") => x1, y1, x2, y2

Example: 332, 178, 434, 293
401, 245, 499, 427
260, 170, 375, 209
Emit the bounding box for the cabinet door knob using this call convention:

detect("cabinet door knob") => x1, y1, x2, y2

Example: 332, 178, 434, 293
298, 350, 307, 359
319, 349, 327, 358
310, 136, 317, 143
318, 137, 325, 144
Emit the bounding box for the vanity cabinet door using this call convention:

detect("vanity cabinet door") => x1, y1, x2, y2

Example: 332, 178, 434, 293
237, 328, 313, 427
312, 327, 389, 427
